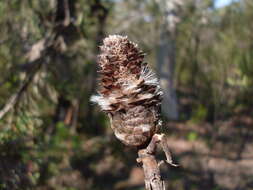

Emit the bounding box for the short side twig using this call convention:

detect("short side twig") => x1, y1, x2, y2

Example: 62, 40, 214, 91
160, 134, 178, 167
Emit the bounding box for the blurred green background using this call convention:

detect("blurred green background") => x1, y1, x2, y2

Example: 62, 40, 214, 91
0, 0, 253, 189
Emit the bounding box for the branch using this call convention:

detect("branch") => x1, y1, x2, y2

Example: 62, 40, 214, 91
0, 59, 44, 120
0, 32, 56, 120
137, 134, 178, 190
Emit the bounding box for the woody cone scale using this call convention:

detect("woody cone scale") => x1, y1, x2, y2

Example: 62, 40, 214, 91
91, 35, 163, 147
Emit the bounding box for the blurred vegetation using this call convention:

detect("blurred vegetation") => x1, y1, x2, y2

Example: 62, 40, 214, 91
0, 0, 253, 189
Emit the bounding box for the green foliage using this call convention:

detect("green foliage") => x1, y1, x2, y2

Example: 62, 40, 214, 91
191, 104, 208, 123
187, 132, 198, 141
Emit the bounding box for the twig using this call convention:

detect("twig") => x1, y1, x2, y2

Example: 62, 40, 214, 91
137, 134, 178, 190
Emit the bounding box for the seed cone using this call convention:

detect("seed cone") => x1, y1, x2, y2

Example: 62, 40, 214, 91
91, 35, 163, 146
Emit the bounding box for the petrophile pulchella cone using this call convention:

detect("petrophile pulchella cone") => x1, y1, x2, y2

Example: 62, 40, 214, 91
91, 35, 163, 147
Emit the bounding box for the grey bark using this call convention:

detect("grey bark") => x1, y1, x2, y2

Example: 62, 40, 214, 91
156, 0, 183, 120
157, 30, 178, 120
